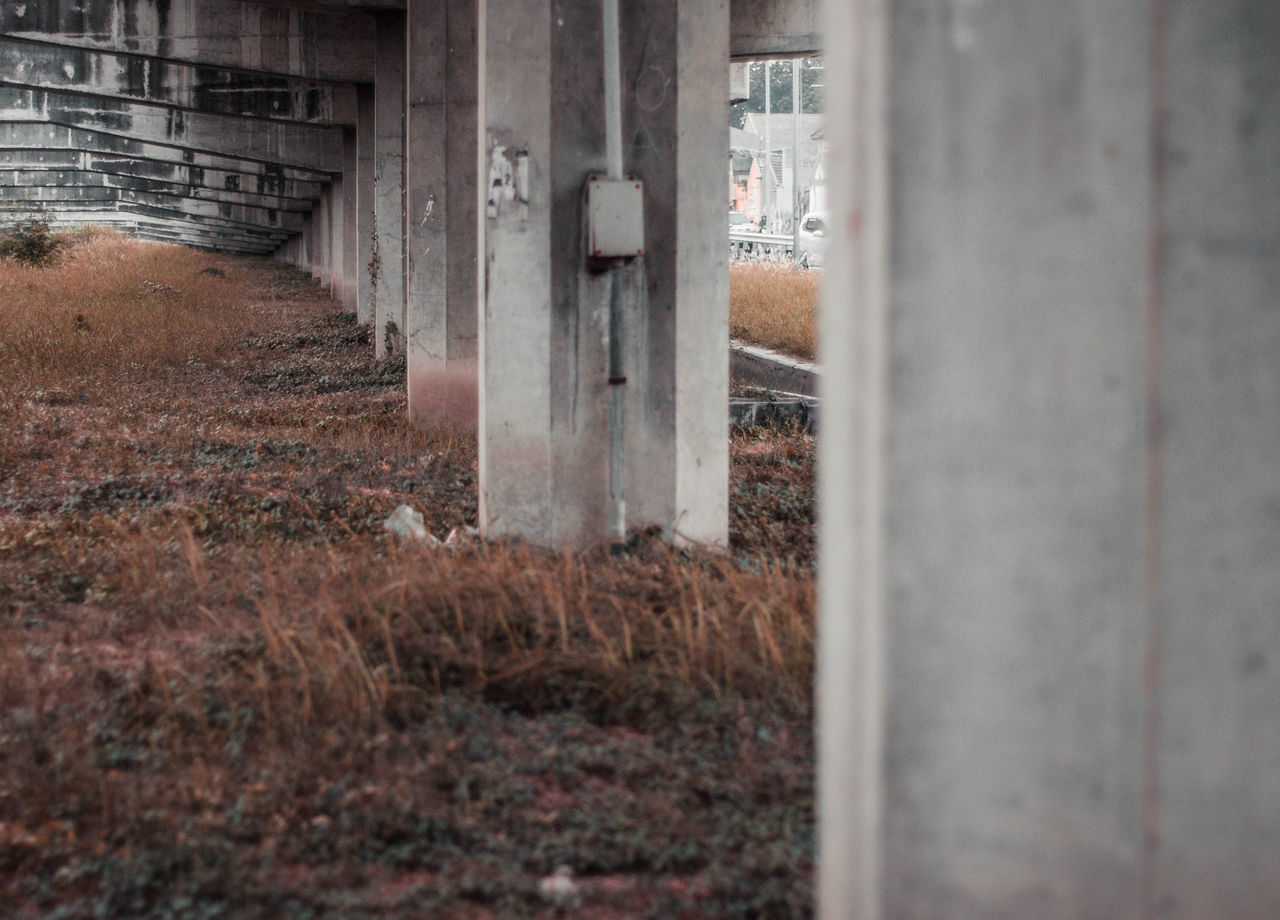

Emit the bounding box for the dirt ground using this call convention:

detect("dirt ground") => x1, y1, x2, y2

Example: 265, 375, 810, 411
1, 250, 815, 919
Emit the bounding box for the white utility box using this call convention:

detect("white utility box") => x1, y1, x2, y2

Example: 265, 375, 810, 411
586, 177, 645, 259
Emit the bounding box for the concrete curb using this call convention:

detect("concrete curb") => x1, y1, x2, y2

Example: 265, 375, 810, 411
730, 340, 820, 397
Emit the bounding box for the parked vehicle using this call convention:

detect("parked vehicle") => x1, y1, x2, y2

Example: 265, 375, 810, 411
797, 211, 827, 268
729, 210, 755, 231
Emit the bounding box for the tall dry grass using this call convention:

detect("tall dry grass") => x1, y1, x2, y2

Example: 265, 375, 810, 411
0, 230, 258, 396
729, 263, 819, 360
0, 234, 818, 916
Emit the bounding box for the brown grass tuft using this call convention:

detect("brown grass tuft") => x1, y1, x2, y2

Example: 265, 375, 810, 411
729, 263, 819, 360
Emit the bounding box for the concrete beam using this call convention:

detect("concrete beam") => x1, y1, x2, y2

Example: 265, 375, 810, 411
0, 189, 293, 234
730, 0, 821, 58
134, 233, 276, 253
0, 1, 377, 83
0, 88, 344, 173
2, 209, 281, 253
0, 0, 821, 79
3, 206, 293, 252
0, 181, 306, 231
0, 122, 331, 190
0, 166, 314, 213
0, 40, 357, 126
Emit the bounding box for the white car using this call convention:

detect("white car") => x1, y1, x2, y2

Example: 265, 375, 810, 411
797, 211, 827, 268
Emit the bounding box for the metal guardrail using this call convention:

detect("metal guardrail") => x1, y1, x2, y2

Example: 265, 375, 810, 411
729, 230, 795, 263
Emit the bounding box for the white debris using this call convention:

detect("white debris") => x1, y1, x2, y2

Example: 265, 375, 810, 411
538, 865, 581, 909
443, 525, 480, 547
383, 504, 440, 546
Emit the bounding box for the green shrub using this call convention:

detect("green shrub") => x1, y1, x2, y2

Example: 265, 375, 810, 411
0, 208, 64, 267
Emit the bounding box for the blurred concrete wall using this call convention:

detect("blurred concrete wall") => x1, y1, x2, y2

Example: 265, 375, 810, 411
818, 2, 1280, 918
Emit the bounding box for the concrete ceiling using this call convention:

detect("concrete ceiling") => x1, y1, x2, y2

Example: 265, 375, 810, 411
1, 0, 819, 254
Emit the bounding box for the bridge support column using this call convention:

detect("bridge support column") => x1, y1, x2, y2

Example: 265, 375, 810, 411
342, 129, 359, 310
817, 3, 1280, 919
317, 186, 332, 290
481, 0, 728, 547
373, 13, 408, 358
405, 0, 480, 427
301, 214, 315, 278
330, 181, 345, 298
356, 85, 377, 325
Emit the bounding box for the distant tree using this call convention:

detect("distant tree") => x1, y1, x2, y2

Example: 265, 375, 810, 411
730, 57, 824, 129
0, 207, 63, 267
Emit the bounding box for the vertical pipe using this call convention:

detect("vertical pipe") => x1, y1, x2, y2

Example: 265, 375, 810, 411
602, 0, 624, 181
603, 0, 627, 545
764, 60, 772, 229
792, 57, 802, 263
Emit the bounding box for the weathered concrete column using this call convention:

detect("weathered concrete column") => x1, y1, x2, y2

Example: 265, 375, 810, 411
300, 214, 314, 277
481, 0, 728, 546
356, 85, 377, 325
373, 13, 408, 357
316, 187, 332, 290
405, 0, 480, 427
342, 128, 359, 310
329, 177, 345, 302
817, 2, 1280, 919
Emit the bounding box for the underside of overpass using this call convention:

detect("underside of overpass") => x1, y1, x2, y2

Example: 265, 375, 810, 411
0, 0, 820, 549
5, 3, 1279, 920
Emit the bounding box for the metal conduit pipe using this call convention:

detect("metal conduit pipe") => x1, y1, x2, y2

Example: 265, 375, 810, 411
602, 0, 627, 546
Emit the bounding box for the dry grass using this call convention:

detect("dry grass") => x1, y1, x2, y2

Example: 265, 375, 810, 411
729, 263, 818, 360
0, 231, 263, 398
0, 232, 816, 919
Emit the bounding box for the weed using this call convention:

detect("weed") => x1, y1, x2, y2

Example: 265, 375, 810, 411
0, 208, 63, 267
729, 264, 818, 360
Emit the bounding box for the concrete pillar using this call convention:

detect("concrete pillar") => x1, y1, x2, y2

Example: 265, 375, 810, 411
329, 176, 345, 302
300, 214, 313, 277
342, 128, 359, 310
356, 84, 377, 326
405, 0, 480, 427
317, 187, 332, 290
481, 0, 729, 547
373, 13, 408, 357
817, 2, 1280, 919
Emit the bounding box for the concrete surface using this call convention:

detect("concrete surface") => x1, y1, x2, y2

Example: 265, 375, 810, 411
404, 0, 480, 427
730, 340, 820, 396
0, 0, 378, 82
372, 13, 407, 357
0, 39, 357, 125
0, 88, 344, 173
481, 0, 728, 547
817, 2, 1280, 919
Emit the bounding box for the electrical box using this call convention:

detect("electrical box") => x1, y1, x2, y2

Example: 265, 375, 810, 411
586, 177, 645, 259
